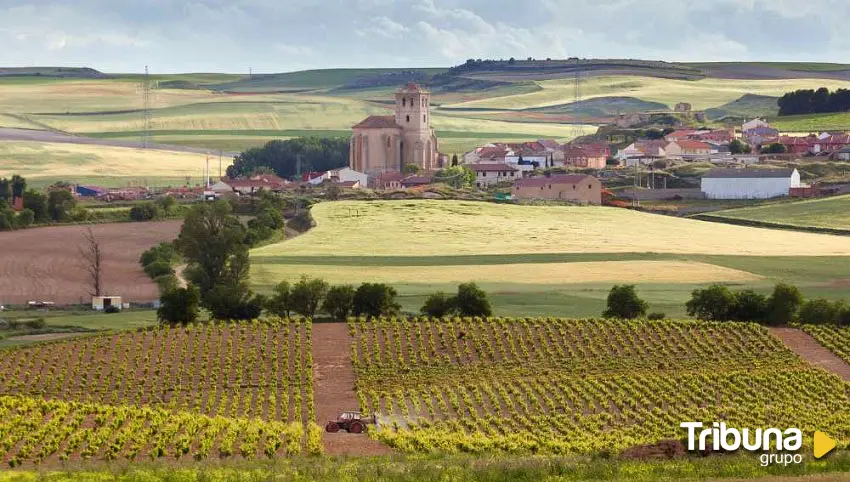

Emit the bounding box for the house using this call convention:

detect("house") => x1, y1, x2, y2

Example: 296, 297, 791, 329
701, 168, 801, 199
773, 136, 814, 155
512, 174, 602, 205
303, 171, 329, 186
664, 129, 701, 141
743, 118, 770, 134
310, 167, 369, 187
215, 174, 289, 196
563, 145, 607, 169
400, 175, 433, 188
835, 146, 850, 161
695, 128, 736, 144
812, 134, 850, 155
92, 295, 122, 311
617, 140, 668, 161
665, 140, 712, 160
467, 163, 519, 188
374, 171, 405, 190
505, 149, 549, 167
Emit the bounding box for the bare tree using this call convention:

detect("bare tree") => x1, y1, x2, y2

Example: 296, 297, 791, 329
79, 227, 103, 297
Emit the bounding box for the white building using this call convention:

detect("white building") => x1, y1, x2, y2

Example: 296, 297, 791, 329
701, 168, 801, 200
467, 163, 519, 188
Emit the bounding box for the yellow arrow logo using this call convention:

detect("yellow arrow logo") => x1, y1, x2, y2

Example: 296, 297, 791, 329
814, 431, 836, 459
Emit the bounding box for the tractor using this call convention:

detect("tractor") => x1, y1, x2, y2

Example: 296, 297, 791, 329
325, 411, 375, 434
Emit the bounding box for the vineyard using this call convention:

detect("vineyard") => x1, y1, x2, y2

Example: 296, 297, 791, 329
0, 319, 322, 465
350, 317, 850, 454
799, 324, 850, 365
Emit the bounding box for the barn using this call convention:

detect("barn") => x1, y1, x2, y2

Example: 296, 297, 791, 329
701, 168, 801, 200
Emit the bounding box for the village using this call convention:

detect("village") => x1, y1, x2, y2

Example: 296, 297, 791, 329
42, 85, 850, 213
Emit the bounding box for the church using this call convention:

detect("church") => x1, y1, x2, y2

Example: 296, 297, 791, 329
349, 83, 442, 176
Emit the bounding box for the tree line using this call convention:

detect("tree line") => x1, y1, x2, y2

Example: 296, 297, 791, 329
0, 175, 81, 231
778, 87, 850, 116
226, 138, 349, 179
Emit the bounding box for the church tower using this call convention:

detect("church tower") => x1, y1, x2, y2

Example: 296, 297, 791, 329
394, 83, 437, 171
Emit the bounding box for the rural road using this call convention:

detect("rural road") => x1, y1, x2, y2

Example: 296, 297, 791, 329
311, 322, 391, 456
770, 327, 850, 382
0, 127, 239, 157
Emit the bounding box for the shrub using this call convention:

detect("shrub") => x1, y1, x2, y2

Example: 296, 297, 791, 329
15, 209, 34, 228
421, 292, 457, 318
353, 283, 401, 318
104, 305, 120, 314
455, 283, 492, 317
205, 284, 264, 321
799, 299, 843, 325
289, 276, 329, 318
24, 318, 46, 330
647, 312, 666, 321
322, 285, 356, 321
603, 285, 648, 319
129, 203, 159, 222
686, 284, 736, 321
158, 286, 201, 325
266, 281, 293, 318
140, 242, 177, 268
765, 283, 804, 326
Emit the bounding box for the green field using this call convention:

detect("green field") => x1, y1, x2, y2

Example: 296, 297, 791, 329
250, 201, 850, 317
709, 195, 850, 230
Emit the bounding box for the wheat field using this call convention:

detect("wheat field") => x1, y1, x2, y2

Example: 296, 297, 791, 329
252, 200, 850, 258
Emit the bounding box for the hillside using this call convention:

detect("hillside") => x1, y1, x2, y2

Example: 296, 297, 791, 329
708, 195, 850, 230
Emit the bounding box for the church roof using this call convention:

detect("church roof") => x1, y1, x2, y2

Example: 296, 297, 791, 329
398, 82, 427, 93
352, 115, 401, 129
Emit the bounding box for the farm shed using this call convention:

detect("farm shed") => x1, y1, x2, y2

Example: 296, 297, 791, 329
92, 295, 122, 311
701, 168, 800, 200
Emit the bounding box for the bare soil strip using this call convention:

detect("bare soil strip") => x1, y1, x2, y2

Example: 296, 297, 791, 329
311, 322, 391, 456
770, 327, 850, 382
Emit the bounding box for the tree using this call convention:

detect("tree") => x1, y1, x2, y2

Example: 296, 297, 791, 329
455, 282, 492, 317
0, 178, 10, 202
79, 227, 104, 297
686, 284, 736, 321
434, 165, 475, 188
226, 137, 349, 179
323, 285, 356, 321
799, 299, 842, 325
729, 139, 751, 155
762, 143, 787, 154
176, 201, 249, 302
22, 190, 48, 222
451, 154, 459, 167
10, 175, 26, 201
157, 286, 200, 326
421, 291, 457, 318
353, 283, 401, 318
403, 163, 421, 175
603, 285, 648, 319
730, 290, 768, 322
15, 209, 34, 229
47, 189, 77, 222
266, 281, 293, 318
289, 276, 329, 318
765, 283, 804, 326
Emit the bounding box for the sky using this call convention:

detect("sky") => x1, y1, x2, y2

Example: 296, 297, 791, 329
1, 0, 849, 73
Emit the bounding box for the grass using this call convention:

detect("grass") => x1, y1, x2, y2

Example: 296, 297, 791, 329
770, 112, 850, 132
446, 76, 850, 111
709, 195, 850, 230
250, 201, 850, 317
0, 141, 227, 181
1, 309, 158, 331
6, 452, 850, 481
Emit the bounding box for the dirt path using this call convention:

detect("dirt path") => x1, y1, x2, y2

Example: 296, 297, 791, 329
770, 327, 850, 382
311, 322, 391, 456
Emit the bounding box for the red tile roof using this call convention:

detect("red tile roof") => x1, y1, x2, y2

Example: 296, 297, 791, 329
674, 140, 712, 150
466, 163, 518, 172
377, 171, 405, 182
353, 115, 401, 129
515, 175, 593, 188
401, 175, 433, 185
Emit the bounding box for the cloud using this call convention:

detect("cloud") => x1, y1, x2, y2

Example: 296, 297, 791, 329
0, 0, 849, 72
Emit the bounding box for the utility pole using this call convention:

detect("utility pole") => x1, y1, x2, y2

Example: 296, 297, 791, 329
141, 65, 152, 149
219, 150, 223, 178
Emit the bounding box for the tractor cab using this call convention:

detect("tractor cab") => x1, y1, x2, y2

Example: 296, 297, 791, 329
325, 411, 374, 434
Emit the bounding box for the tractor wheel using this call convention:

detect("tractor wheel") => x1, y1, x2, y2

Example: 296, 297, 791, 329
325, 421, 340, 433
349, 421, 364, 434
